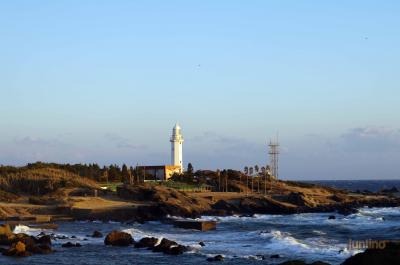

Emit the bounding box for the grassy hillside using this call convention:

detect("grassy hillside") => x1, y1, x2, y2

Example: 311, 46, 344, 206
0, 167, 100, 196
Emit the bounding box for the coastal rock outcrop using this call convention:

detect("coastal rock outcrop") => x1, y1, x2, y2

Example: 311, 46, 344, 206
91, 230, 103, 238
152, 238, 177, 252
341, 241, 400, 265
278, 261, 330, 265
287, 192, 317, 207
149, 238, 189, 255
134, 237, 158, 248
104, 231, 134, 246
62, 242, 82, 248
3, 241, 31, 257
0, 229, 54, 257
206, 255, 224, 262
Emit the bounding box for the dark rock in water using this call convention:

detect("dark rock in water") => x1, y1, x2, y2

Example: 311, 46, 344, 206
239, 214, 255, 218
278, 261, 307, 265
29, 244, 53, 254
104, 231, 134, 246
207, 255, 224, 262
342, 241, 400, 265
91, 231, 103, 238
337, 207, 358, 216
3, 241, 32, 257
71, 236, 77, 239
271, 254, 282, 258
199, 241, 206, 247
134, 237, 159, 248
173, 220, 216, 231
54, 235, 69, 240
152, 238, 177, 252
328, 215, 336, 220
37, 235, 52, 246
14, 234, 37, 249
61, 242, 81, 248
164, 244, 188, 255
0, 234, 16, 246
278, 261, 330, 265
255, 254, 266, 260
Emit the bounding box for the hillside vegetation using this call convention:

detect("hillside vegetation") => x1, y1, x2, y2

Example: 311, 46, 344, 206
0, 167, 100, 196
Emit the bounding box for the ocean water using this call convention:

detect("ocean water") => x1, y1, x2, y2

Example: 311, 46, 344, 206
306, 179, 400, 193
2, 206, 400, 265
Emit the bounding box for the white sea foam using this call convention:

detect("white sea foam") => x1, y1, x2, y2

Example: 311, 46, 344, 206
13, 224, 42, 234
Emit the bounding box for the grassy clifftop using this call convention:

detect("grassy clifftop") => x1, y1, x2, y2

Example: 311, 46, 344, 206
0, 167, 100, 197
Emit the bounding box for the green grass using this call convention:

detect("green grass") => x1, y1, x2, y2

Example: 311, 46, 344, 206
99, 182, 123, 192
160, 181, 210, 192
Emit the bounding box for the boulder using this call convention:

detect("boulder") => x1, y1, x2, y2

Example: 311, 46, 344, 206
278, 261, 330, 265
14, 234, 37, 249
337, 207, 358, 216
91, 231, 103, 238
173, 220, 216, 231
164, 244, 188, 255
342, 241, 400, 265
328, 215, 336, 220
104, 231, 134, 246
152, 238, 177, 252
278, 261, 307, 265
207, 255, 224, 262
29, 244, 53, 254
0, 233, 16, 246
0, 224, 13, 236
199, 241, 206, 247
3, 241, 31, 257
61, 242, 81, 248
134, 237, 158, 248
271, 254, 282, 258
37, 235, 52, 245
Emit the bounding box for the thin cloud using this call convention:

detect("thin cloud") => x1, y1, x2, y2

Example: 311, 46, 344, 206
338, 126, 400, 152
104, 133, 147, 150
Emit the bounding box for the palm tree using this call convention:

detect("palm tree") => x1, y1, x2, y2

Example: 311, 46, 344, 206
242, 167, 248, 194
216, 169, 221, 192
265, 165, 271, 194
261, 167, 266, 195
249, 167, 254, 192
254, 165, 260, 193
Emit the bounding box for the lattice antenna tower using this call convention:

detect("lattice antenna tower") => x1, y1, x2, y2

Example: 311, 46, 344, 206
268, 135, 280, 179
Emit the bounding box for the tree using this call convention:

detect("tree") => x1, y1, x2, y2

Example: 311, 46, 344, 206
187, 163, 194, 175
129, 166, 135, 184
121, 164, 129, 183
254, 165, 259, 173
244, 166, 249, 175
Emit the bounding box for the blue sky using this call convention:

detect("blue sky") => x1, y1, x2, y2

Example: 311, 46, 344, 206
1, 1, 399, 179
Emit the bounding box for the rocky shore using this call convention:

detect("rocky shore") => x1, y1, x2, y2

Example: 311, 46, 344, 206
1, 181, 400, 264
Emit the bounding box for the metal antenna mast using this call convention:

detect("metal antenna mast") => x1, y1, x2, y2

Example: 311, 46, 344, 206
268, 135, 280, 179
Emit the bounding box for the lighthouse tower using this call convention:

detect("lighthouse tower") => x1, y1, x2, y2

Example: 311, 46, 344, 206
170, 123, 184, 172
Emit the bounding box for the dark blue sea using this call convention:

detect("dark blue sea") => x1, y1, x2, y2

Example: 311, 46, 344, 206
1, 180, 400, 265
305, 179, 400, 193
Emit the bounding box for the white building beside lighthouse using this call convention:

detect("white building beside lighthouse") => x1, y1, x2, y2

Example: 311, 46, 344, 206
170, 123, 184, 172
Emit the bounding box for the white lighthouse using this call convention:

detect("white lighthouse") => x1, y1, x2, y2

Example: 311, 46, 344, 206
170, 123, 184, 172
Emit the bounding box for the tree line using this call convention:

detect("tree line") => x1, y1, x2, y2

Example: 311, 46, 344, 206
0, 162, 137, 183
